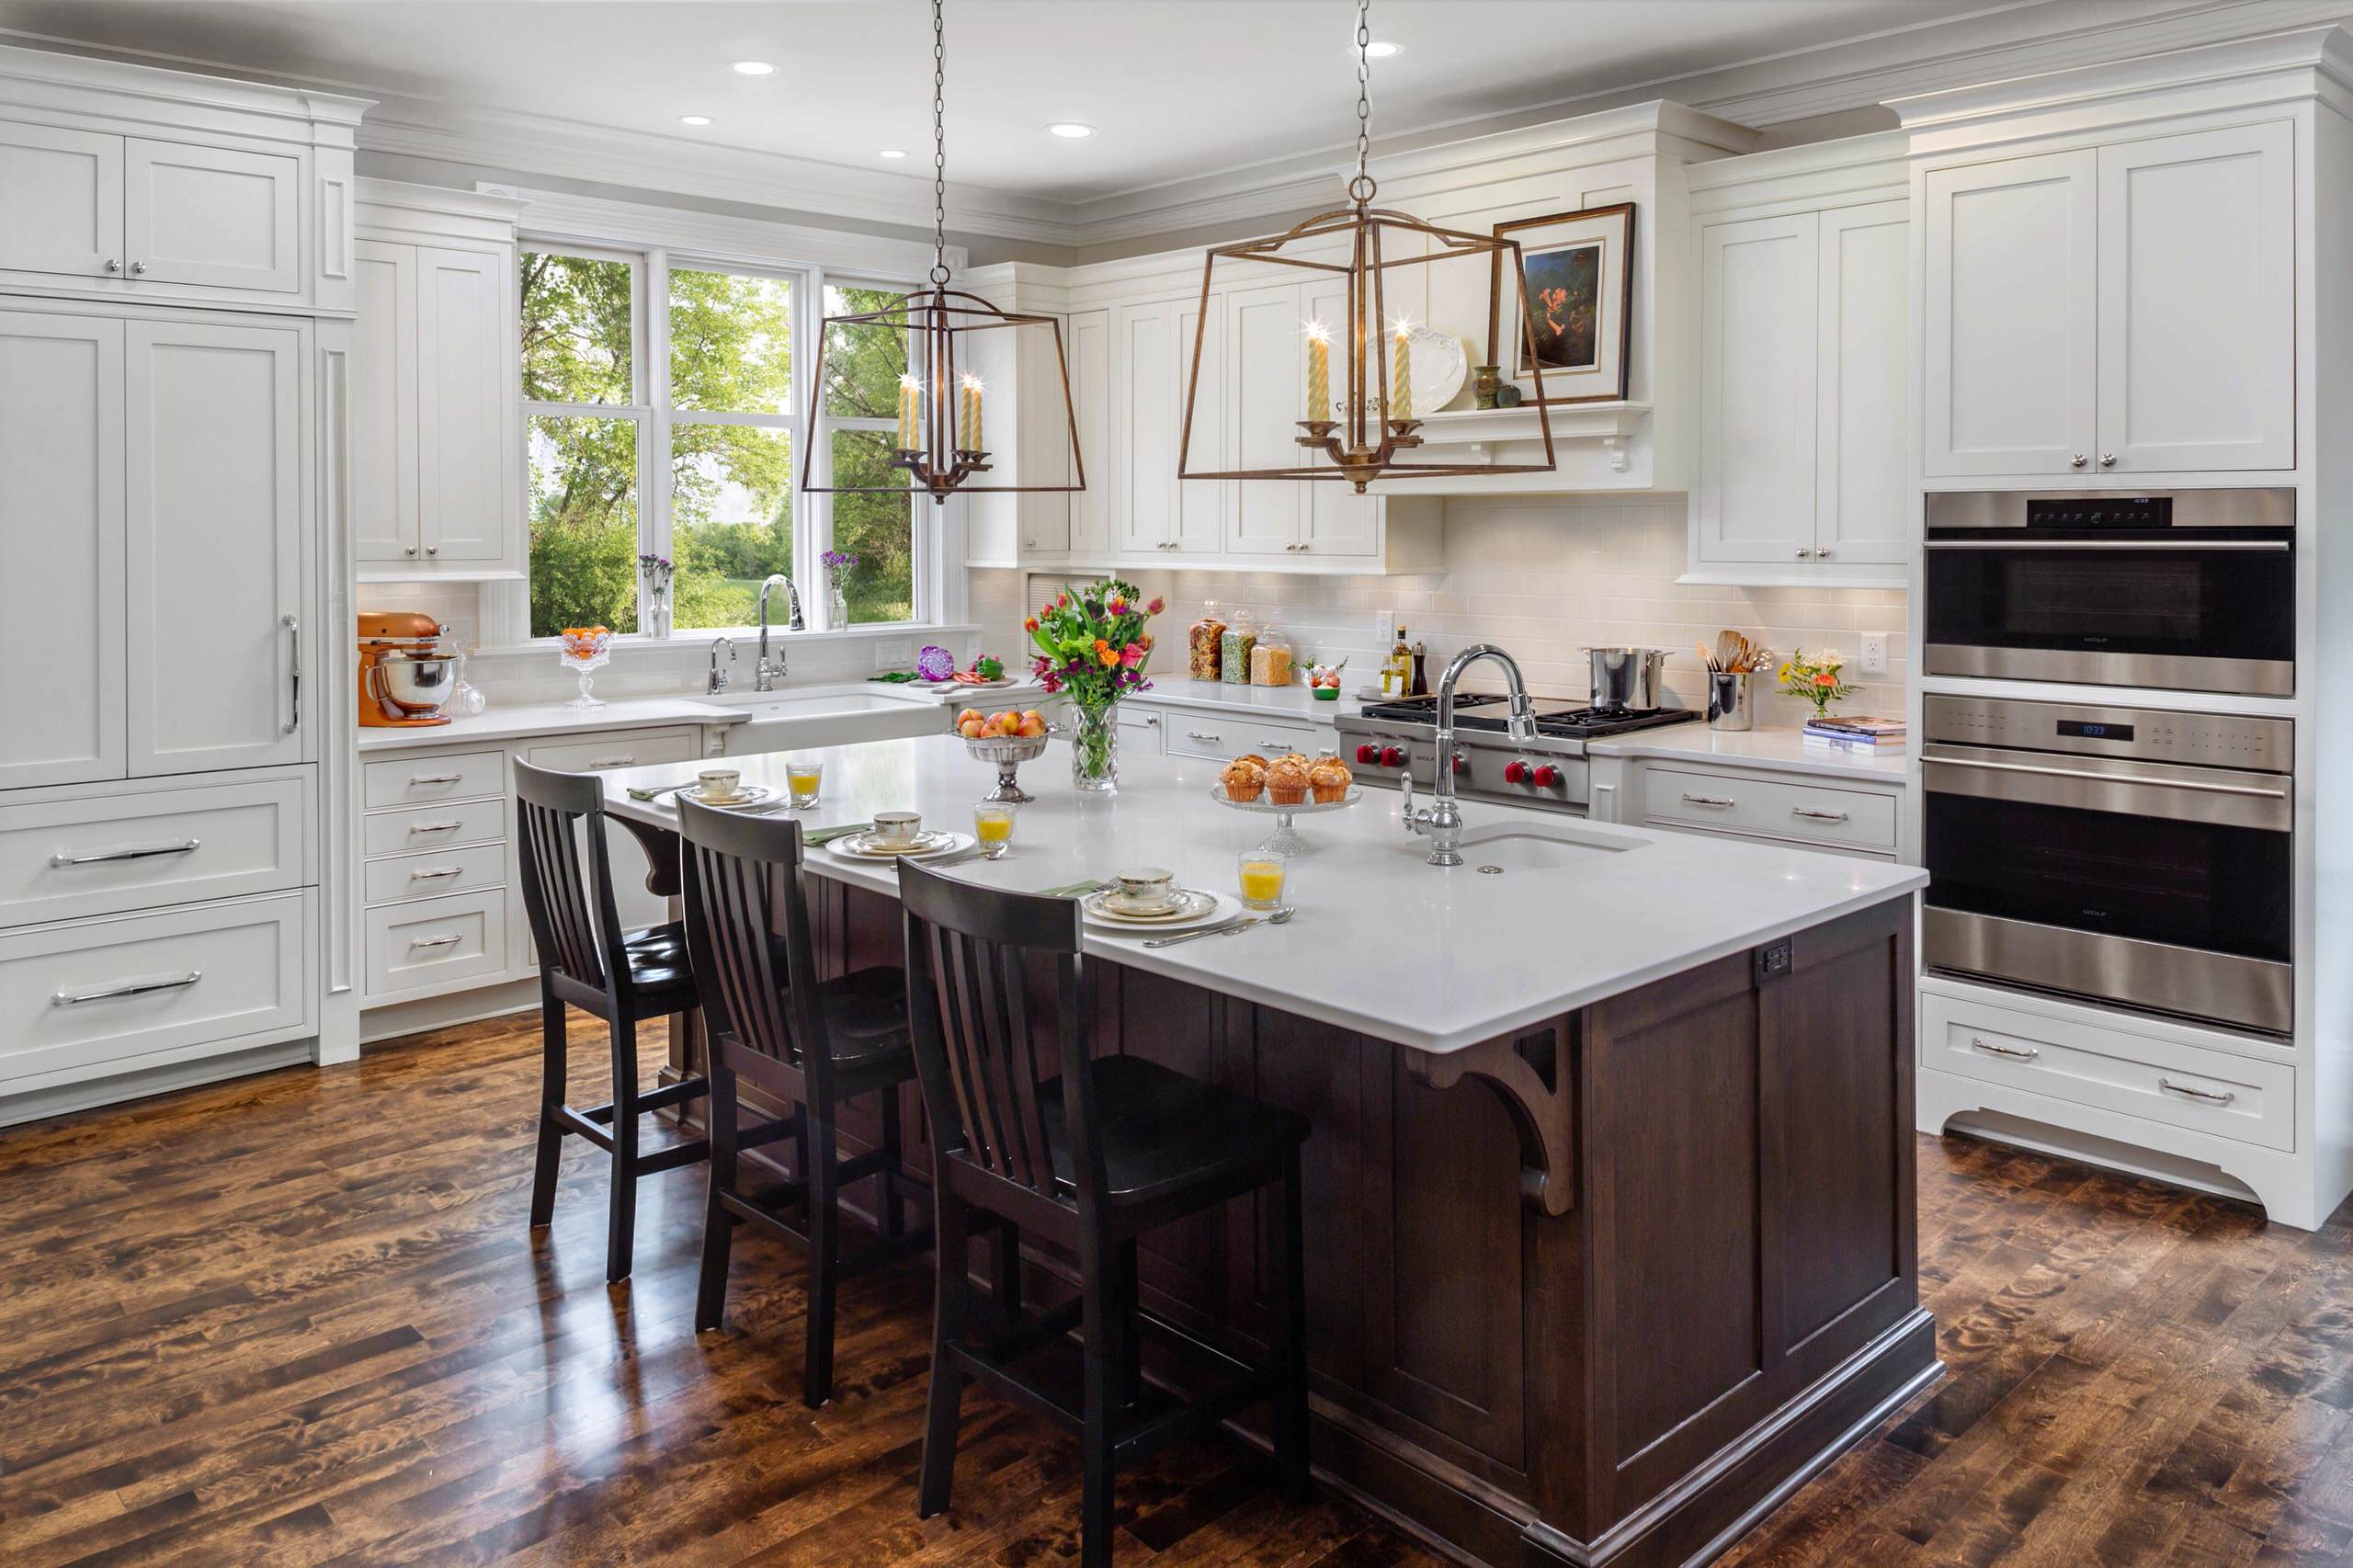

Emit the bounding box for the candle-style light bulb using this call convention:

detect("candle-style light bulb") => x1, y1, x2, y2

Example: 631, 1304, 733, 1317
960, 373, 983, 452
897, 374, 921, 450
1304, 323, 1330, 424
1392, 319, 1413, 422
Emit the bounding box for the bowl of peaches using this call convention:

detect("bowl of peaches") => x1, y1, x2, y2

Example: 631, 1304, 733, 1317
957, 707, 1051, 802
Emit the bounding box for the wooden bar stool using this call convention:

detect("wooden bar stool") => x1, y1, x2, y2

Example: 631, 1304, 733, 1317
897, 859, 1312, 1567
676, 797, 934, 1406
514, 758, 710, 1284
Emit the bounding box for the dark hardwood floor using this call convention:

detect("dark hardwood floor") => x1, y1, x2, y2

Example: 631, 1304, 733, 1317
2, 1013, 2347, 1568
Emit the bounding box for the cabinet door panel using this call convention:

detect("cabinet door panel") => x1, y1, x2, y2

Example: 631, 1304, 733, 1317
1065, 309, 1109, 555
0, 312, 124, 789
1816, 201, 1911, 566
125, 139, 300, 295
125, 319, 307, 775
1698, 212, 1817, 564
0, 122, 123, 280
1223, 284, 1303, 555
2097, 121, 2294, 472
350, 240, 417, 563
1174, 292, 1224, 552
415, 245, 509, 562
1301, 276, 1378, 556
1115, 301, 1175, 555
1923, 151, 2097, 476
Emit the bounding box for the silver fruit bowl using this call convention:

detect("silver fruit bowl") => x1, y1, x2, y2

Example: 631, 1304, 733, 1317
963, 732, 1051, 802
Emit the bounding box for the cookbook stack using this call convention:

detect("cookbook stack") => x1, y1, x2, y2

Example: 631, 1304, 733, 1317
1802, 714, 1906, 751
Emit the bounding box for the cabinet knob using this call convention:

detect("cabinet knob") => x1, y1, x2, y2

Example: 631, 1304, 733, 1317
130, 260, 146, 276
1794, 548, 1813, 560
405, 544, 418, 555
2071, 453, 2087, 468
103, 258, 120, 274
2099, 453, 2117, 468
1815, 546, 1832, 559
426, 544, 438, 555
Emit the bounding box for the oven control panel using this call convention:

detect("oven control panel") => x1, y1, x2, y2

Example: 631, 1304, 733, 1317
1924, 695, 2290, 773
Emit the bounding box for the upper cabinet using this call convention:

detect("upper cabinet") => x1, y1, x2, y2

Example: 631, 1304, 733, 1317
0, 45, 368, 314
350, 181, 526, 578
1920, 122, 2294, 478
1686, 134, 1910, 586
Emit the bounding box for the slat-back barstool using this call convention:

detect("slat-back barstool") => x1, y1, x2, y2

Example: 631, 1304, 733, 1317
676, 797, 934, 1406
514, 758, 710, 1284
897, 859, 1312, 1566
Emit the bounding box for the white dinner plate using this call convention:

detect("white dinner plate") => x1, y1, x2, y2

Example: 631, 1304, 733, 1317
1082, 888, 1239, 933
824, 829, 976, 861
1406, 325, 1467, 415
661, 784, 774, 811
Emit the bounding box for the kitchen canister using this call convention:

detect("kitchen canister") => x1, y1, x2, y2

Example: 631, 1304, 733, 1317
1707, 671, 1754, 732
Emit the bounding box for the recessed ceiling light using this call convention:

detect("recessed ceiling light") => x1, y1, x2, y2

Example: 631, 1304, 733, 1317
730, 60, 777, 76
880, 148, 908, 159
1364, 40, 1402, 58
678, 114, 713, 127
1046, 122, 1095, 139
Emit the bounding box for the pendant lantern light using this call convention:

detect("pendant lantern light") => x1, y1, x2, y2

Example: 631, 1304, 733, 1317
799, 0, 1086, 505
1178, 0, 1557, 493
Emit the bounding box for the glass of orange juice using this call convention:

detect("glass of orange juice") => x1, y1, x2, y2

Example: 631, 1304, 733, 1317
1236, 847, 1290, 911
783, 756, 824, 810
972, 801, 1016, 858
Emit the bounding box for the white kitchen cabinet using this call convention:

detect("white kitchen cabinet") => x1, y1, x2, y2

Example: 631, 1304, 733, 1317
0, 121, 124, 282
1813, 201, 1910, 567
1923, 150, 2098, 478
1172, 291, 1224, 553
123, 316, 309, 777
351, 182, 525, 576
1064, 308, 1109, 556
1696, 211, 1819, 568
1224, 283, 1304, 556
124, 139, 300, 295
2096, 121, 2294, 472
0, 310, 125, 790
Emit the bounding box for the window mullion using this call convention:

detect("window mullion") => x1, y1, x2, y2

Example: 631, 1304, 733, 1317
643, 249, 674, 633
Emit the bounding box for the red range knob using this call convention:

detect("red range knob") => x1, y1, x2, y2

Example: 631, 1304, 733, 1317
1355, 743, 1381, 765
1453, 754, 1470, 775
1503, 760, 1530, 785
1380, 746, 1407, 768
1532, 764, 1562, 788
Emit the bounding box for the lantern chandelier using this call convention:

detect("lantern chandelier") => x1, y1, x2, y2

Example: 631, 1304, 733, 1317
799, 0, 1085, 506
1178, 0, 1558, 493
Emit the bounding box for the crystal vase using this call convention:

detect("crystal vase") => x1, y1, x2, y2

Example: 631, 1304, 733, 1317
829, 583, 849, 628
1070, 699, 1120, 794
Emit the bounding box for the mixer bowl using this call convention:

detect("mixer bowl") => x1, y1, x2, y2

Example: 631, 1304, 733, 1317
369, 653, 459, 713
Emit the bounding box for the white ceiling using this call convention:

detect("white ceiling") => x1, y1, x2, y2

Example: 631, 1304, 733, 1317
0, 0, 2031, 204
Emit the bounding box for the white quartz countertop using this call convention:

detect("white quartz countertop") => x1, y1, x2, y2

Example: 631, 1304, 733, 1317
356, 698, 745, 752
601, 734, 1922, 1056
1124, 679, 1356, 723
1588, 723, 1910, 782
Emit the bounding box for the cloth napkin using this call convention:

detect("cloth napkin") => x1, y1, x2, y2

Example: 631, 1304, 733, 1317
1031, 879, 1108, 898
624, 779, 696, 801
803, 822, 876, 846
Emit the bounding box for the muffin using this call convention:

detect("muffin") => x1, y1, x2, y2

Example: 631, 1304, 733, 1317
1275, 752, 1311, 772
1265, 756, 1312, 807
1231, 753, 1270, 771
1308, 756, 1353, 804
1221, 757, 1267, 802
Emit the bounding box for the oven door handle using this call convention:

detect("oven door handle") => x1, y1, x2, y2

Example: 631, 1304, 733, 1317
1922, 540, 2291, 551
1923, 754, 2289, 801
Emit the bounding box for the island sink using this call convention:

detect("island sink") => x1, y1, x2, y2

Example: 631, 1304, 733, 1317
1448, 819, 1636, 872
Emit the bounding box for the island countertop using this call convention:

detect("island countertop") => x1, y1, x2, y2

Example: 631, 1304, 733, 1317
601, 733, 1923, 1056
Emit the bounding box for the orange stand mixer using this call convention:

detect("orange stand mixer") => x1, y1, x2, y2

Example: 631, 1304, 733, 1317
357, 611, 459, 727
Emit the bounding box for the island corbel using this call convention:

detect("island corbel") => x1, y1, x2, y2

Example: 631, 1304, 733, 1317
1404, 1017, 1579, 1217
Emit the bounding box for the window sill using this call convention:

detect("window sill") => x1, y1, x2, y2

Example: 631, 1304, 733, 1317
472, 622, 979, 659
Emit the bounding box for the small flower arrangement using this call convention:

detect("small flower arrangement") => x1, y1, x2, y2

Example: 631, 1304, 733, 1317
1778, 647, 1859, 719
820, 550, 858, 626
1028, 580, 1163, 790
821, 549, 858, 574
636, 553, 673, 589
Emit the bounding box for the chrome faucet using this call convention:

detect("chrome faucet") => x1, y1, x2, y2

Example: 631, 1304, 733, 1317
708, 635, 735, 694
754, 574, 805, 690
1407, 643, 1537, 868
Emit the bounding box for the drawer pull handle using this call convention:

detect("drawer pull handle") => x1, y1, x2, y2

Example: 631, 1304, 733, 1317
409, 933, 465, 950
1790, 807, 1850, 823
589, 755, 635, 767
410, 866, 465, 881
1259, 738, 1294, 750
282, 615, 301, 734
51, 839, 200, 868
409, 820, 463, 835
408, 773, 465, 786
1969, 1035, 2039, 1061
2159, 1076, 2235, 1105
1186, 731, 1221, 744
1680, 792, 1735, 809
53, 970, 202, 1006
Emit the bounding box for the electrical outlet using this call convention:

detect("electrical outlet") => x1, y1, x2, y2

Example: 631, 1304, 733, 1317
872, 638, 914, 672
1859, 631, 1888, 677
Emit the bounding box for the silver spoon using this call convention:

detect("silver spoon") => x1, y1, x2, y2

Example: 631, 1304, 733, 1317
1143, 906, 1293, 948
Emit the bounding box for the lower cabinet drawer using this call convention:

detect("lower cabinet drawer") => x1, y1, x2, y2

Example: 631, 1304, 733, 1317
524, 728, 698, 774
1, 774, 310, 927
1645, 767, 1897, 852
365, 889, 509, 999
1162, 713, 1321, 762
0, 892, 312, 1089
362, 748, 505, 809
363, 843, 507, 906
363, 797, 507, 857
1925, 994, 2293, 1152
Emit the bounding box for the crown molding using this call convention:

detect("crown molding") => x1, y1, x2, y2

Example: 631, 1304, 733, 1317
1891, 22, 2353, 130
494, 185, 962, 280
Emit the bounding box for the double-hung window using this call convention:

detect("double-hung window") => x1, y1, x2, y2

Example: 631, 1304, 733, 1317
518, 246, 922, 640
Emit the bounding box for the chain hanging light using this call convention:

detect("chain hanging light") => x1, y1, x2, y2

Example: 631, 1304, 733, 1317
1178, 0, 1556, 493
799, 0, 1085, 506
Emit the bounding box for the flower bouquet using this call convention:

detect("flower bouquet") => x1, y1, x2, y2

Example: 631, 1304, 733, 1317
1028, 579, 1161, 793
821, 549, 858, 627
1777, 647, 1859, 720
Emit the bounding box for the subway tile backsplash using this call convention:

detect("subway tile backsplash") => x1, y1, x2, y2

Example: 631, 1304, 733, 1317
976, 497, 1908, 726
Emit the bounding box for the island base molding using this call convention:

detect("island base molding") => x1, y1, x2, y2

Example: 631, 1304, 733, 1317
663, 882, 1927, 1568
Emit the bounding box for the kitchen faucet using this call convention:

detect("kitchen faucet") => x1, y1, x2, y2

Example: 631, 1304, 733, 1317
707, 635, 735, 694
1407, 643, 1538, 868
754, 574, 805, 690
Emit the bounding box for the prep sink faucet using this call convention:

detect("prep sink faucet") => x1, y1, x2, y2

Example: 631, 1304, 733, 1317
754, 574, 805, 690
1408, 643, 1538, 868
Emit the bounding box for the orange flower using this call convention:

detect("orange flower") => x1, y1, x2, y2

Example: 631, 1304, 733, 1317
1813, 671, 1837, 687
1023, 616, 1039, 632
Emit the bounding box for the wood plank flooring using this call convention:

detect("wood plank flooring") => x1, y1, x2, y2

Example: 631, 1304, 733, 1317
1, 1012, 2347, 1567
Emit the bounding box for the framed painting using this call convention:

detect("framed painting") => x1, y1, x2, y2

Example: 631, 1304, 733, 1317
1489, 201, 1634, 405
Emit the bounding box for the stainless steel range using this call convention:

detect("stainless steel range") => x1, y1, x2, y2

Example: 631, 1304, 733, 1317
1335, 692, 1699, 814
